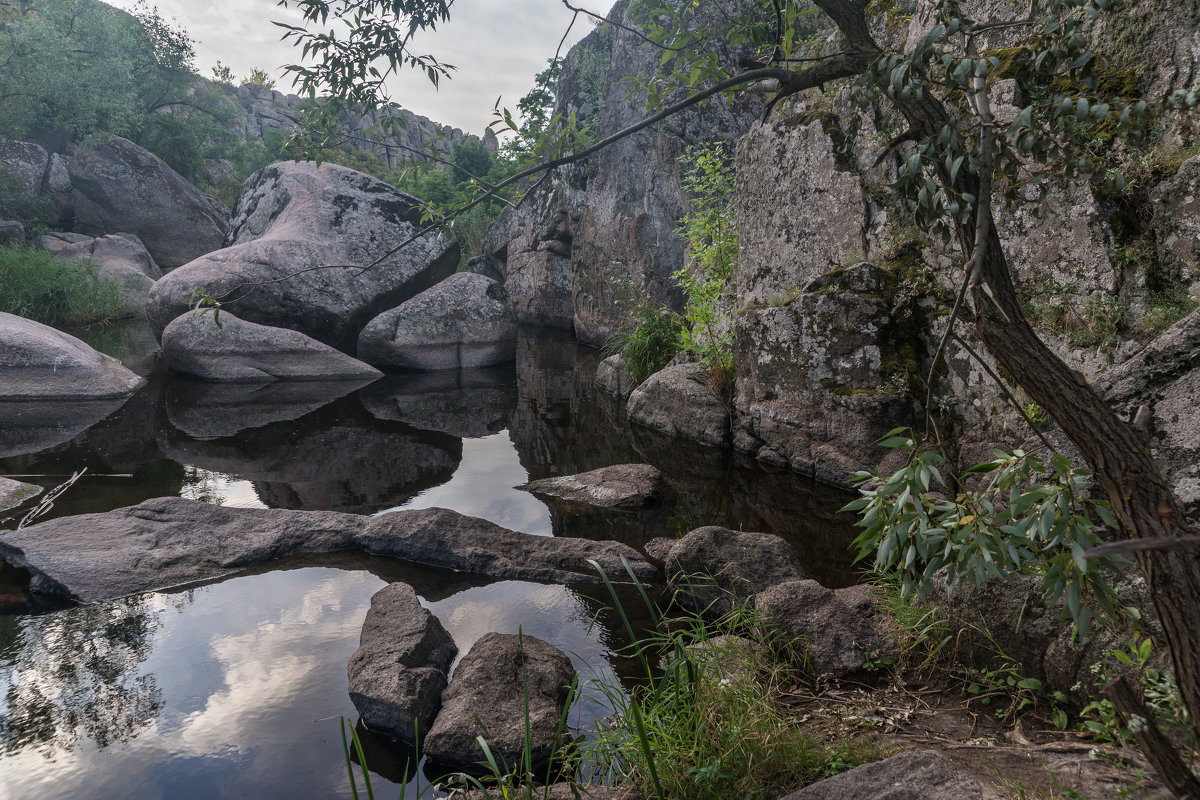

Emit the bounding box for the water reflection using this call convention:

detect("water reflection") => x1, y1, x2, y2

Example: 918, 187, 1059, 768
164, 378, 374, 440
361, 368, 517, 438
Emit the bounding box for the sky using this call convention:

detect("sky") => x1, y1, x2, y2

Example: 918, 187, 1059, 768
107, 0, 616, 134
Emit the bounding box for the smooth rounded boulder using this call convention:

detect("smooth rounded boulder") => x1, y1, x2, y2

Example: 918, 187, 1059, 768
0, 312, 144, 400
147, 161, 459, 351
65, 135, 229, 268
49, 232, 162, 303
358, 273, 517, 371
161, 310, 382, 383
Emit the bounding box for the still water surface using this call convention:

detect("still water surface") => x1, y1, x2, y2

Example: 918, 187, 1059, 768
0, 324, 858, 799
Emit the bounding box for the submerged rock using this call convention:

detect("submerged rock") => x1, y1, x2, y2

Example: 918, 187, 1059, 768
521, 464, 669, 512
664, 526, 806, 616
424, 632, 576, 775
147, 161, 458, 351
349, 582, 457, 747
357, 273, 518, 371
161, 311, 383, 383
626, 363, 731, 448
0, 478, 42, 513
779, 750, 984, 799
0, 312, 145, 400
755, 579, 893, 678
0, 497, 660, 602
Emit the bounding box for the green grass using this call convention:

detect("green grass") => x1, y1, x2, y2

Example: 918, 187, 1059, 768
0, 245, 141, 327
604, 301, 685, 384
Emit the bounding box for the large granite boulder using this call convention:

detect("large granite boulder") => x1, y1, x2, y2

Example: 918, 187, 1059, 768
65, 135, 229, 268
779, 750, 985, 799
161, 311, 382, 383
147, 161, 458, 351
521, 464, 668, 511
664, 526, 807, 615
424, 632, 576, 775
734, 263, 922, 482
0, 312, 144, 400
594, 353, 637, 400
755, 579, 893, 678
0, 497, 660, 602
0, 140, 49, 196
358, 273, 517, 370
349, 582, 457, 747
626, 362, 731, 447
0, 221, 25, 246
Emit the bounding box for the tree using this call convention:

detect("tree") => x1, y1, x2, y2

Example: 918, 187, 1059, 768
275, 1, 1200, 790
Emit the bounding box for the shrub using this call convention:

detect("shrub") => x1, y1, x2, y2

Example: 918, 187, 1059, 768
605, 301, 685, 384
0, 245, 140, 326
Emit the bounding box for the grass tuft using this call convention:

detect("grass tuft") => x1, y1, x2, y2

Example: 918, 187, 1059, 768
0, 245, 141, 327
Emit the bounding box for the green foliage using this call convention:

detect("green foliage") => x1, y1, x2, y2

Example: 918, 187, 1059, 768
0, 245, 140, 326
586, 560, 884, 800
1079, 639, 1192, 747
245, 68, 277, 89
844, 430, 1124, 638
605, 302, 685, 384
674, 144, 738, 379
0, 167, 56, 237
211, 61, 236, 86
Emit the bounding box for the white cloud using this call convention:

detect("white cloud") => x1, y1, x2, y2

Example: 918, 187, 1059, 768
107, 0, 616, 132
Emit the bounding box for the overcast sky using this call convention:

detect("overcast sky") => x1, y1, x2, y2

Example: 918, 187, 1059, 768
106, 0, 616, 134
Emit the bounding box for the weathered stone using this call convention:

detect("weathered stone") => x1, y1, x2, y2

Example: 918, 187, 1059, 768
51, 233, 162, 303
359, 369, 516, 438
349, 582, 457, 746
65, 135, 229, 268
424, 632, 575, 775
521, 464, 668, 511
33, 231, 91, 252
1152, 154, 1200, 291
664, 526, 806, 615
594, 353, 637, 400
0, 312, 145, 400
161, 311, 383, 383
0, 140, 49, 196
0, 478, 41, 513
755, 579, 893, 678
0, 220, 25, 246
147, 161, 458, 351
0, 497, 661, 602
734, 263, 921, 482
358, 273, 517, 370
627, 362, 731, 447
778, 750, 985, 799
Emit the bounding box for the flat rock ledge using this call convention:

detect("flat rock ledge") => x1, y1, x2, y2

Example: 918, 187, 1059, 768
424, 632, 576, 776
161, 311, 383, 383
349, 582, 457, 747
0, 477, 42, 513
520, 464, 668, 511
778, 750, 986, 799
0, 497, 660, 602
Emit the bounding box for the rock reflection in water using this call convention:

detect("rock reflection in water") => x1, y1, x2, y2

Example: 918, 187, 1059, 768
165, 377, 376, 439
158, 398, 462, 515
0, 398, 133, 459
360, 367, 517, 438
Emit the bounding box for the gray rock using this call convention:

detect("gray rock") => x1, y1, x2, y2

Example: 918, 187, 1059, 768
0, 312, 145, 400
521, 464, 668, 511
0, 140, 49, 196
779, 750, 985, 799
52, 233, 162, 303
594, 353, 636, 400
0, 497, 661, 602
161, 311, 382, 383
627, 362, 730, 447
65, 135, 229, 268
147, 161, 458, 351
424, 632, 575, 775
0, 220, 25, 246
33, 231, 91, 252
358, 273, 517, 370
664, 526, 806, 615
755, 579, 893, 678
349, 582, 457, 747
734, 263, 921, 481
0, 478, 42, 513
